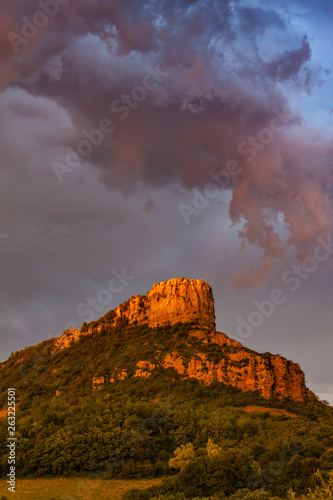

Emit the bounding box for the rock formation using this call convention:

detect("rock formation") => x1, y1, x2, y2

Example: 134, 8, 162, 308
112, 277, 216, 329
158, 349, 313, 401
52, 277, 315, 402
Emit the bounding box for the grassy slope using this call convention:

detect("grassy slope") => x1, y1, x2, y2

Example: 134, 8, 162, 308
0, 477, 162, 500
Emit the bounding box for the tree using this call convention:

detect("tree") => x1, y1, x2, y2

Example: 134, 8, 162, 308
169, 443, 195, 471
206, 438, 221, 458
287, 470, 333, 499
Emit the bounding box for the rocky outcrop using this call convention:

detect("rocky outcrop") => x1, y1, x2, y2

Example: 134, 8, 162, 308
158, 349, 315, 401
207, 330, 242, 348
53, 278, 216, 352
96, 345, 315, 401
113, 277, 216, 329
93, 333, 314, 401
51, 329, 81, 353
134, 360, 156, 378
92, 376, 106, 389
48, 277, 314, 402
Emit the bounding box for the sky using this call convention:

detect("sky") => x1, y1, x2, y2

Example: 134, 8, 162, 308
0, 0, 332, 404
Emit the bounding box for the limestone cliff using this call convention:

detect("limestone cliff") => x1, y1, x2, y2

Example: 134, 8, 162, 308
51, 277, 315, 402
112, 277, 216, 329
158, 348, 313, 401
93, 331, 314, 401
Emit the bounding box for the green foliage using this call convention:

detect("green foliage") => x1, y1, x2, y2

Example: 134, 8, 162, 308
229, 490, 280, 499
0, 320, 332, 500
287, 470, 333, 499
169, 443, 196, 471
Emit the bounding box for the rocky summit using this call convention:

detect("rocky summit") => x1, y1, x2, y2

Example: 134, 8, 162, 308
52, 277, 315, 402
114, 277, 216, 329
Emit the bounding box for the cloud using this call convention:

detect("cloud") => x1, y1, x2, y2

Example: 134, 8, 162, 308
0, 0, 332, 288
229, 133, 333, 286
266, 36, 311, 82
237, 5, 286, 36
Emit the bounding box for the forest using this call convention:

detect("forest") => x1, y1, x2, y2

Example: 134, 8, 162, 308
0, 321, 332, 499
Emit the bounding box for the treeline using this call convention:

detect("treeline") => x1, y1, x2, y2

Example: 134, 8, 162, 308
0, 376, 332, 499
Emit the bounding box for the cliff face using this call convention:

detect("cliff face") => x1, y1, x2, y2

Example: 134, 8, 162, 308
52, 278, 215, 351
113, 277, 216, 329
52, 277, 315, 402
93, 335, 313, 402
158, 349, 312, 401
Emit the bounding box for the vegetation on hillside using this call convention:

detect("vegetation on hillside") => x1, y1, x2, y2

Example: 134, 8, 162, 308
0, 322, 332, 499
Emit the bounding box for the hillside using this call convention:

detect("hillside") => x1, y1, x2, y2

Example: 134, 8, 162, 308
0, 278, 332, 499
7, 277, 315, 403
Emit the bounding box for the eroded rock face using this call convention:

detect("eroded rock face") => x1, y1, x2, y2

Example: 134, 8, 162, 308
51, 329, 81, 353
98, 346, 314, 401
134, 361, 156, 378
148, 278, 216, 329
53, 278, 216, 353
158, 350, 315, 402
113, 277, 216, 329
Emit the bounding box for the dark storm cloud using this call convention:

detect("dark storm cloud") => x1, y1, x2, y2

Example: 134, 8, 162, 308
0, 0, 332, 288
237, 5, 286, 36
266, 36, 311, 82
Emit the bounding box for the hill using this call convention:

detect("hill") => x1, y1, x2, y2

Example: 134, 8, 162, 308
0, 278, 332, 499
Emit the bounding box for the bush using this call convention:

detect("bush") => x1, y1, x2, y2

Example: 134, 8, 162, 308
206, 451, 251, 495
179, 457, 208, 491
169, 443, 196, 471
307, 469, 333, 499
229, 490, 280, 499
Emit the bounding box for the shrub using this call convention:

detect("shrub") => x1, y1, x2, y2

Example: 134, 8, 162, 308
229, 490, 280, 499
169, 443, 196, 471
